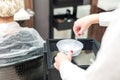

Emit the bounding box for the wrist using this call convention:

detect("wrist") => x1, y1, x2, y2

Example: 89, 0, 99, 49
90, 14, 99, 24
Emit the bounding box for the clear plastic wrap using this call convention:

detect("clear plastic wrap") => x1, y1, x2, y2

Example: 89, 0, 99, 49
0, 27, 45, 58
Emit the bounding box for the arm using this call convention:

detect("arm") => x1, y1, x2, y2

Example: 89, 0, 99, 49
73, 14, 99, 36
54, 40, 120, 80
73, 9, 120, 36
59, 61, 86, 80
54, 52, 86, 80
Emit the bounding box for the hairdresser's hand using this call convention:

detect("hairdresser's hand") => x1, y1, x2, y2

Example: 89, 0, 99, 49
73, 14, 99, 36
54, 51, 73, 70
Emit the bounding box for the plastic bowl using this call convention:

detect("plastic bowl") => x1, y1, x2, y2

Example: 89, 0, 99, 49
56, 39, 84, 56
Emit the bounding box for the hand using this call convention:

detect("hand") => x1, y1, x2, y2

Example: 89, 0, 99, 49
53, 51, 73, 70
73, 14, 99, 36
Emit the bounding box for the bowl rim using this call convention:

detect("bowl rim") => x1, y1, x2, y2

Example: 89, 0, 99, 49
56, 39, 83, 48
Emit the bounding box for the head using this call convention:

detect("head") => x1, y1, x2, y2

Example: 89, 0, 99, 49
0, 0, 22, 17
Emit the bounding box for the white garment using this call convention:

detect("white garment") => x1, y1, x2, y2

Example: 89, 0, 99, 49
97, 0, 120, 11
59, 9, 120, 80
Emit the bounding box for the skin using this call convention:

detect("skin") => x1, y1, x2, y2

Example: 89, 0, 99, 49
53, 51, 73, 70
54, 14, 99, 71
0, 16, 21, 35
0, 16, 14, 23
73, 14, 99, 36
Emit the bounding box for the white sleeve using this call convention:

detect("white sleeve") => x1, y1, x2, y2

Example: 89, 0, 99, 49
59, 50, 120, 80
99, 9, 120, 26
97, 0, 120, 11
59, 60, 86, 80
59, 38, 120, 80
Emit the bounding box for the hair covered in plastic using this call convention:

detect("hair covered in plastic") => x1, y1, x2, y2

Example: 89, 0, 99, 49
0, 26, 45, 58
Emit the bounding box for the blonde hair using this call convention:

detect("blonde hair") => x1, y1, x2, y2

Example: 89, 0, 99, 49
0, 0, 22, 17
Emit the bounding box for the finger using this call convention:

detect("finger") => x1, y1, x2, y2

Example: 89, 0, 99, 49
73, 27, 77, 36
67, 50, 73, 60
53, 63, 57, 69
73, 26, 81, 36
54, 62, 60, 70
53, 63, 56, 67
78, 28, 84, 35
73, 21, 84, 36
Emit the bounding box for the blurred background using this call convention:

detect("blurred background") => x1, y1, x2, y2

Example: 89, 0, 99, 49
19, 0, 108, 42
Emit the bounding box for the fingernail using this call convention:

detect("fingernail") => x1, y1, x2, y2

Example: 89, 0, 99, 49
78, 33, 80, 36
70, 50, 73, 53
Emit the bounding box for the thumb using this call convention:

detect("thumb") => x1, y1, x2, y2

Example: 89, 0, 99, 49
78, 28, 85, 35
67, 50, 73, 60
